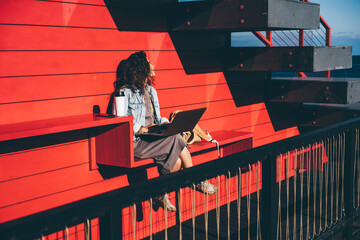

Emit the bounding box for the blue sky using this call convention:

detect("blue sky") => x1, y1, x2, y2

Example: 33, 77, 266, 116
313, 0, 360, 55
231, 0, 360, 55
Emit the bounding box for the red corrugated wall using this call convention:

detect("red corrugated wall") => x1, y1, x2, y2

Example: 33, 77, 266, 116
0, 0, 299, 238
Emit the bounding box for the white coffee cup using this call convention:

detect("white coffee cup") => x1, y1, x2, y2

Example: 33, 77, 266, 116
114, 92, 126, 116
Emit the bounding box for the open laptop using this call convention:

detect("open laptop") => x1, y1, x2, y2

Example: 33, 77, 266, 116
141, 108, 206, 137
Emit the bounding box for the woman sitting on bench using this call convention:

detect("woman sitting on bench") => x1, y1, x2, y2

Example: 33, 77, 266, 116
112, 51, 217, 212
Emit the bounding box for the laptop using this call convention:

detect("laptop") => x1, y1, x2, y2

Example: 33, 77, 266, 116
141, 108, 207, 137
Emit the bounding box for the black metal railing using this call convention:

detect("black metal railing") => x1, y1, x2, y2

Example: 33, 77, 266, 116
2, 117, 360, 240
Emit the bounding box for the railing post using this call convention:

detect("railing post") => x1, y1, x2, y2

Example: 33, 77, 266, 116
99, 205, 123, 240
262, 154, 278, 240
343, 129, 356, 239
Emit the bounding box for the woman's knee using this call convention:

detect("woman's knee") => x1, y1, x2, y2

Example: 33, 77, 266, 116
173, 134, 186, 145
170, 158, 182, 173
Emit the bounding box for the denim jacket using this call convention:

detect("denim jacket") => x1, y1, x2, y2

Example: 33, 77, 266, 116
113, 85, 169, 141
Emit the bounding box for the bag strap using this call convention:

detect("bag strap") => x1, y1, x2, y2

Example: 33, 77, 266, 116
205, 131, 220, 157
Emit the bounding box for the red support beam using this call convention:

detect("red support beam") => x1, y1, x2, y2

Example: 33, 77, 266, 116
299, 30, 305, 47
252, 31, 274, 47
266, 31, 272, 44
320, 16, 331, 77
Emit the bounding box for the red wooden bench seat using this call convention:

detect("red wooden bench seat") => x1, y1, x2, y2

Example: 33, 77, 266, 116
133, 130, 253, 167
0, 114, 253, 170
0, 114, 132, 142
0, 114, 134, 171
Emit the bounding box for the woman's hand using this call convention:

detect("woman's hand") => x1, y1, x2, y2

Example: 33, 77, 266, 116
138, 124, 156, 134
138, 126, 148, 134
161, 122, 170, 129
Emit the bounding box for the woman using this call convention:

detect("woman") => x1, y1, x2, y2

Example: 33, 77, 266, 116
113, 51, 217, 211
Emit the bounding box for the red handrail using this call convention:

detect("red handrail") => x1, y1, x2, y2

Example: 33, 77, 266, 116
252, 31, 274, 47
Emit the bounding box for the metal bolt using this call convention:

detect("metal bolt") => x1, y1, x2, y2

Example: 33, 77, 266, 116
186, 21, 191, 26
240, 19, 245, 24
239, 5, 244, 10
289, 64, 293, 68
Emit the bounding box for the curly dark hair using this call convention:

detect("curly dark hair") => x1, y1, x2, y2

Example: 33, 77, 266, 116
114, 59, 128, 92
114, 51, 154, 93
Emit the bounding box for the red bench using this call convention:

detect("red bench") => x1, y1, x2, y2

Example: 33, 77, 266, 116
3, 114, 253, 169
0, 114, 134, 171
112, 130, 253, 168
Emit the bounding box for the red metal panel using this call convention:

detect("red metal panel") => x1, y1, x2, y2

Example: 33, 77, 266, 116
0, 95, 110, 125
0, 73, 114, 104
155, 70, 226, 89
200, 108, 272, 132
0, 25, 173, 51
0, 174, 130, 224
0, 51, 182, 77
157, 83, 233, 109
0, 164, 104, 208
95, 122, 134, 168
0, 0, 116, 28
188, 131, 253, 154
253, 125, 299, 147
222, 138, 253, 157
0, 140, 89, 183
161, 101, 266, 123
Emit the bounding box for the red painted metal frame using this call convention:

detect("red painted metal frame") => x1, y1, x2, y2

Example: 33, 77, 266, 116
252, 31, 274, 47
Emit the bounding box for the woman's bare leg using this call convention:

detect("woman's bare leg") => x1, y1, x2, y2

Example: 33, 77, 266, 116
170, 147, 193, 173
179, 147, 193, 168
